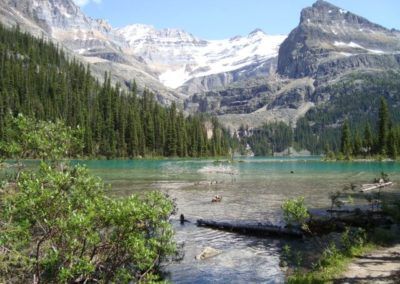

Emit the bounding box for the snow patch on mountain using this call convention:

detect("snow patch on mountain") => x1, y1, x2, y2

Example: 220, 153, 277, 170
334, 41, 385, 54
1, 0, 287, 95
117, 25, 286, 89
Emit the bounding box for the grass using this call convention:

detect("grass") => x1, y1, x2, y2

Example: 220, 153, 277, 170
287, 226, 400, 283
287, 243, 376, 284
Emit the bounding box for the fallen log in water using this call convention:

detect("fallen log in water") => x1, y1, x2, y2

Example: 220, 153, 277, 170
360, 182, 393, 192
196, 219, 303, 238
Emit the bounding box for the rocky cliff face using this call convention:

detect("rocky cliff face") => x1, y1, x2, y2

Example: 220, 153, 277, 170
277, 0, 400, 78
0, 0, 288, 101
117, 25, 285, 92
187, 0, 400, 132
1, 0, 399, 131
177, 57, 277, 95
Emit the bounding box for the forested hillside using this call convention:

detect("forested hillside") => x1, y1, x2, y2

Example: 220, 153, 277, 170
240, 95, 400, 158
0, 25, 232, 158
300, 71, 400, 154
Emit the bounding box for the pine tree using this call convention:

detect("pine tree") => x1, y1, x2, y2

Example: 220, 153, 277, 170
0, 23, 233, 159
165, 102, 177, 157
353, 130, 363, 157
378, 97, 390, 155
387, 129, 398, 159
341, 119, 352, 158
363, 123, 373, 156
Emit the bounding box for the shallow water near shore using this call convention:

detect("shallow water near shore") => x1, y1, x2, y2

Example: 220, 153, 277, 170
74, 157, 400, 283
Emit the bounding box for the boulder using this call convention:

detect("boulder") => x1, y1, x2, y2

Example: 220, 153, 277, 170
195, 247, 221, 260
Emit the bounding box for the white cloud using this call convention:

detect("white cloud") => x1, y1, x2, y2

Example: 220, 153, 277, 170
73, 0, 102, 7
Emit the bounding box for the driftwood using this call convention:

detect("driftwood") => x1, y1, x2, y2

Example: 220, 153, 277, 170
360, 182, 393, 192
196, 219, 303, 238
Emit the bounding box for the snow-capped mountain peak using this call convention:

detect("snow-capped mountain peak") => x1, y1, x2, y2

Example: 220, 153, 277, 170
117, 26, 286, 89
0, 0, 287, 96
116, 24, 202, 45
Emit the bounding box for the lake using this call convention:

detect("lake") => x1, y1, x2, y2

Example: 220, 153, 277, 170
75, 157, 400, 283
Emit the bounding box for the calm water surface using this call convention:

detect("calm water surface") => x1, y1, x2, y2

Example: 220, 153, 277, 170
75, 157, 400, 283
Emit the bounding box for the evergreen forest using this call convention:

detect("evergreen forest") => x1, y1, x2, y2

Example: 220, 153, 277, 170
238, 97, 400, 159
0, 24, 231, 159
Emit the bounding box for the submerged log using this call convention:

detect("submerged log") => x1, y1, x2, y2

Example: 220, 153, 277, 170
360, 182, 393, 192
196, 219, 303, 238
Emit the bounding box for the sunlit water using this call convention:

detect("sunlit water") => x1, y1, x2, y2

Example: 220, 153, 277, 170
73, 157, 400, 283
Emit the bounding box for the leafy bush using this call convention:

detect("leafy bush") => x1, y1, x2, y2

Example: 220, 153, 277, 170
341, 228, 366, 253
282, 197, 310, 228
0, 163, 175, 283
0, 114, 83, 160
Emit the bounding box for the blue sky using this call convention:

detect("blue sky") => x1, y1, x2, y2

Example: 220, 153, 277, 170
76, 0, 400, 39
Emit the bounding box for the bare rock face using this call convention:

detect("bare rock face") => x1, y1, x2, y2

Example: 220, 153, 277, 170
198, 0, 400, 131
277, 0, 400, 78
117, 25, 286, 92
178, 58, 278, 95
0, 0, 288, 102
1, 0, 399, 131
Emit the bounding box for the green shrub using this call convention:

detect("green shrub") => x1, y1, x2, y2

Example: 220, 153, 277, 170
0, 114, 83, 161
0, 163, 175, 283
282, 197, 310, 228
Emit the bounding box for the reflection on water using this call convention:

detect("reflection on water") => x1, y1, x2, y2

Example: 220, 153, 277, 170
74, 157, 400, 283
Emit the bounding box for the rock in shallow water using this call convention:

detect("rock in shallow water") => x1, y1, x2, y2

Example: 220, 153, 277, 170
195, 247, 222, 260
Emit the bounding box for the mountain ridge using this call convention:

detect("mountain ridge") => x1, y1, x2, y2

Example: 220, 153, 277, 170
0, 0, 399, 138
185, 0, 400, 133
277, 0, 400, 78
116, 24, 286, 90
0, 0, 287, 101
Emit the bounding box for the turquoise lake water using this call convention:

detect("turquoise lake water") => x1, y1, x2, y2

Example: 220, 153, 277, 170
71, 157, 400, 283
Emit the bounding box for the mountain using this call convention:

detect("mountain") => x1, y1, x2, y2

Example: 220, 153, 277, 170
0, 22, 233, 158
0, 0, 181, 103
117, 25, 285, 92
278, 0, 400, 78
0, 0, 287, 102
1, 0, 399, 150
186, 0, 400, 136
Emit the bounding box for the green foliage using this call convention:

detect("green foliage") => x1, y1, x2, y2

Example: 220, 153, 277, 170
295, 117, 319, 154
378, 96, 390, 155
282, 244, 303, 269
363, 123, 374, 156
287, 230, 372, 284
383, 199, 400, 224
241, 94, 400, 158
0, 163, 176, 283
241, 121, 293, 156
352, 130, 363, 157
281, 197, 310, 228
0, 24, 232, 158
0, 114, 83, 160
340, 119, 352, 159
329, 191, 344, 212
370, 227, 398, 245
314, 97, 400, 159
341, 228, 366, 253
295, 71, 400, 155
0, 103, 176, 283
